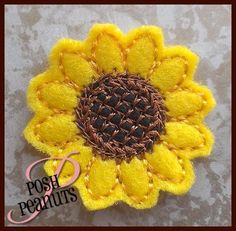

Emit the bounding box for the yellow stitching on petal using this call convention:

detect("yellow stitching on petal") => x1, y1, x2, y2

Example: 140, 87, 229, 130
65, 80, 80, 90
147, 47, 158, 78
91, 36, 101, 74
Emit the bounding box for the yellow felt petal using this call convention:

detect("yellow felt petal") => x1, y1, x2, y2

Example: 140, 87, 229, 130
164, 46, 199, 79
49, 38, 95, 88
127, 37, 155, 77
149, 57, 186, 92
24, 114, 59, 155
119, 157, 149, 200
149, 46, 199, 92
162, 122, 204, 149
165, 90, 202, 118
74, 171, 121, 211
145, 144, 183, 183
121, 176, 160, 209
27, 71, 66, 114
157, 157, 195, 195
62, 53, 95, 88
39, 82, 77, 111
126, 26, 164, 78
182, 81, 216, 122
94, 35, 124, 73
24, 114, 79, 155
93, 35, 124, 73
85, 157, 118, 198
176, 123, 214, 159
84, 23, 125, 74
166, 81, 216, 123
36, 114, 78, 145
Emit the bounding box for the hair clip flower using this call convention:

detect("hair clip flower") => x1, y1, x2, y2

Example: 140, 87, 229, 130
24, 24, 215, 210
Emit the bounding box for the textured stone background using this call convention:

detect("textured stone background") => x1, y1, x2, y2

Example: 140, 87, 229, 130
5, 5, 231, 226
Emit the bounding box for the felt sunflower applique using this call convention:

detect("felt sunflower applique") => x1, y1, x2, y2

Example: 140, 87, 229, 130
24, 24, 216, 210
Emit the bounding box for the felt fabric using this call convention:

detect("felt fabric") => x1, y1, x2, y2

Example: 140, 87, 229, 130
24, 24, 216, 210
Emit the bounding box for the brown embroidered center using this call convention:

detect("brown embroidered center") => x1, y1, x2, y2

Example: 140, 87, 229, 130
75, 73, 166, 162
